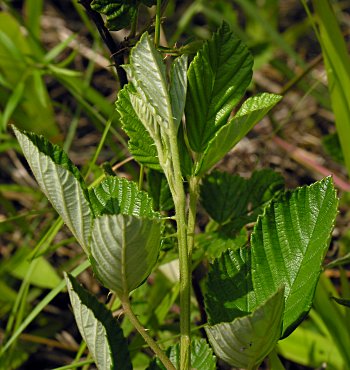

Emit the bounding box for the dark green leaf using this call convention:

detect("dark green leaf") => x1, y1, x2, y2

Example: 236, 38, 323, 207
251, 177, 338, 338
186, 22, 253, 153
89, 176, 159, 218
197, 93, 282, 175
91, 0, 137, 31
200, 169, 284, 226
205, 248, 256, 325
65, 274, 132, 370
206, 287, 284, 370
147, 170, 174, 211
116, 85, 161, 171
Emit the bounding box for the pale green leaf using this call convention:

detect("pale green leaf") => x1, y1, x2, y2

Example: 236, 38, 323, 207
206, 287, 284, 370
90, 214, 160, 295
147, 338, 216, 370
205, 248, 256, 325
169, 54, 188, 127
277, 325, 345, 369
13, 127, 92, 252
127, 32, 171, 128
89, 176, 159, 218
197, 93, 282, 175
116, 85, 161, 171
251, 177, 338, 338
185, 22, 253, 153
65, 274, 132, 370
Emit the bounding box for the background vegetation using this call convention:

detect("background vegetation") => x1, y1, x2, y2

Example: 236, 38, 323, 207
0, 0, 350, 369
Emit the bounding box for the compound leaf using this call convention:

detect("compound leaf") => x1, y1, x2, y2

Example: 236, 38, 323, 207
65, 274, 132, 370
251, 177, 338, 338
89, 176, 159, 218
13, 126, 92, 252
206, 287, 284, 370
90, 214, 160, 295
197, 93, 281, 175
186, 22, 253, 153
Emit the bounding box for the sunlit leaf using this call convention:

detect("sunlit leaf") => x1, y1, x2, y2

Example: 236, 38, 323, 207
197, 93, 282, 175
13, 127, 92, 252
186, 22, 253, 153
251, 177, 338, 337
89, 176, 159, 218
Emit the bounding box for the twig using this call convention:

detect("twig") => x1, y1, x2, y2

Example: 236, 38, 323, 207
78, 0, 128, 88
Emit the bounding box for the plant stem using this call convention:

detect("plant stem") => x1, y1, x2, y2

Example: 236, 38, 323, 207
155, 0, 162, 48
167, 130, 191, 370
187, 176, 200, 259
121, 295, 176, 370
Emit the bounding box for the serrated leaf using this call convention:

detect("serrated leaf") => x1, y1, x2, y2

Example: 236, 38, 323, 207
205, 248, 256, 325
169, 54, 188, 127
197, 93, 282, 175
147, 338, 216, 370
200, 169, 284, 225
89, 176, 159, 218
91, 0, 137, 31
206, 287, 284, 370
65, 274, 132, 370
90, 214, 160, 295
116, 85, 161, 171
185, 22, 253, 153
127, 32, 172, 128
251, 177, 338, 338
13, 126, 92, 252
195, 229, 247, 260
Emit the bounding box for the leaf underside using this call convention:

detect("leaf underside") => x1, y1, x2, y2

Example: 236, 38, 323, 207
13, 126, 92, 252
206, 287, 284, 369
90, 214, 161, 295
65, 274, 132, 370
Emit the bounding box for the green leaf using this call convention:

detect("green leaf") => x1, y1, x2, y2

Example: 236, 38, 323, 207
126, 32, 172, 128
91, 1, 157, 31
200, 169, 284, 225
277, 325, 345, 369
206, 287, 284, 370
197, 93, 282, 175
1, 79, 25, 130
89, 176, 159, 218
185, 22, 253, 153
147, 338, 216, 370
147, 170, 174, 211
90, 214, 160, 295
116, 85, 161, 171
251, 177, 338, 338
91, 0, 137, 31
169, 54, 188, 128
65, 274, 132, 370
205, 248, 256, 325
13, 127, 92, 252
